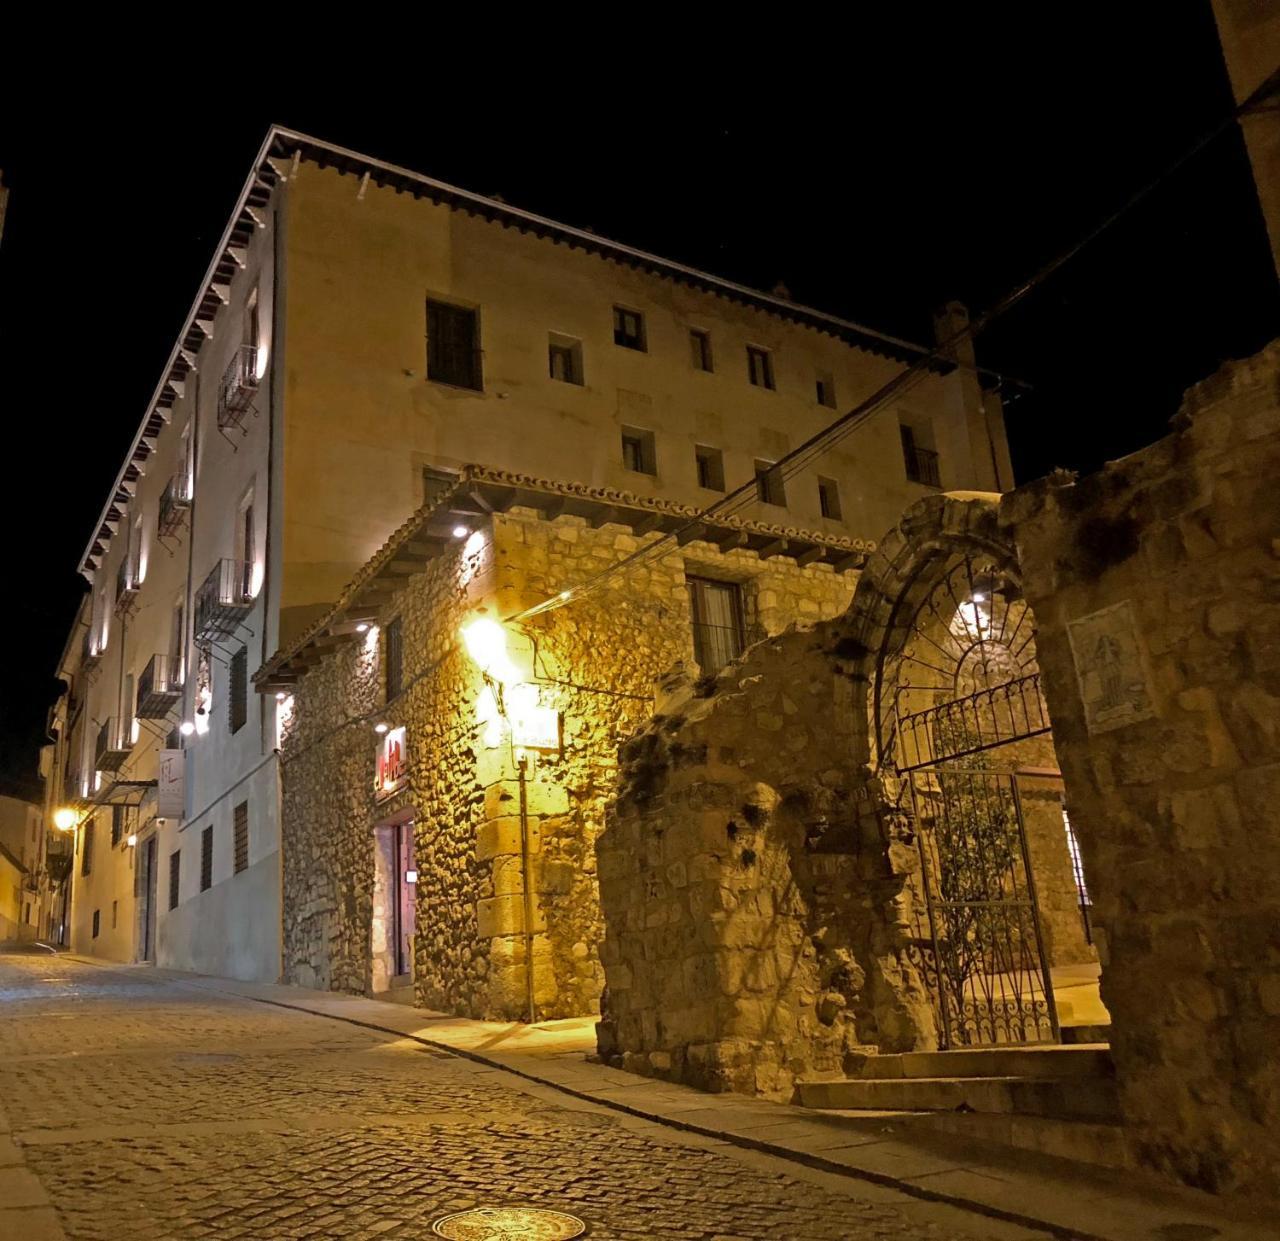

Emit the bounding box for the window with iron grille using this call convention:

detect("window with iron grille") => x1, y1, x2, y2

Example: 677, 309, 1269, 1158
385, 617, 404, 702
900, 421, 941, 487
613, 306, 646, 351
747, 346, 775, 390
818, 476, 842, 521
690, 329, 713, 372
548, 335, 583, 385
169, 850, 181, 910
695, 445, 725, 492
81, 818, 95, 877
621, 427, 657, 475
111, 805, 124, 847
234, 802, 249, 874
229, 646, 248, 734
687, 576, 745, 676
200, 826, 213, 892
754, 460, 786, 507
425, 299, 482, 390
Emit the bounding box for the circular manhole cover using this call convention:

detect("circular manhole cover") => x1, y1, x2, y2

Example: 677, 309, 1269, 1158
431, 1206, 587, 1239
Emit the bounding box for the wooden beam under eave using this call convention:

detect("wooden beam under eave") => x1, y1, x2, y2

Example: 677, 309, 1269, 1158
829, 552, 862, 573
675, 523, 706, 547
714, 529, 750, 552
399, 539, 441, 558
759, 537, 789, 559
589, 506, 619, 529
468, 484, 517, 513
631, 511, 665, 535
538, 496, 567, 521
793, 546, 825, 568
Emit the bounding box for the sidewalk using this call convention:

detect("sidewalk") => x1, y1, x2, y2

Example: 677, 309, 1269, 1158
130, 964, 1277, 1241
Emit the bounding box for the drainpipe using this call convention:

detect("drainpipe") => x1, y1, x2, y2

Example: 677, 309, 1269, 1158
516, 752, 535, 1024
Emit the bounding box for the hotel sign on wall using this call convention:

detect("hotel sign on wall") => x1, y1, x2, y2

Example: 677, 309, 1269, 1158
374, 727, 408, 801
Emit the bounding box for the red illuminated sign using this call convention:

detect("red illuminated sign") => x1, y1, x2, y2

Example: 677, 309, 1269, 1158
375, 727, 408, 800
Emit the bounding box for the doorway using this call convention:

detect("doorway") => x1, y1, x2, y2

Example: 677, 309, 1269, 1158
139, 836, 158, 963
371, 818, 416, 1000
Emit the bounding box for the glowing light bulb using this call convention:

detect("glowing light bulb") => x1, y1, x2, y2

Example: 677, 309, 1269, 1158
972, 592, 987, 603
356, 623, 369, 633
180, 721, 195, 737
374, 722, 389, 734
126, 834, 138, 848
53, 808, 76, 832
452, 525, 469, 539
275, 692, 286, 702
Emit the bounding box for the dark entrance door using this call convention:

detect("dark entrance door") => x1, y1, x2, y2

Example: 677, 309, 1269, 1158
392, 821, 415, 982
139, 835, 158, 962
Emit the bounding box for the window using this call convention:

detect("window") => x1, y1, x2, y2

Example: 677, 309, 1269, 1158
111, 805, 124, 848
816, 371, 836, 409
112, 900, 118, 930
687, 576, 745, 676
234, 802, 249, 874
246, 286, 260, 352
690, 329, 713, 372
900, 421, 941, 487
621, 426, 657, 475
818, 476, 842, 520
385, 617, 404, 702
422, 465, 459, 506
92, 909, 100, 938
613, 306, 646, 352
695, 445, 725, 492
229, 646, 248, 734
747, 346, 775, 390
81, 818, 95, 877
169, 850, 181, 910
548, 335, 583, 385
237, 487, 256, 593
426, 299, 482, 390
200, 826, 214, 892
754, 460, 786, 507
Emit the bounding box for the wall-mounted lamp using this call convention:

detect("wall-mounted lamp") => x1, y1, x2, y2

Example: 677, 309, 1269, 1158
126, 834, 138, 848
452, 525, 469, 539
356, 623, 369, 633
180, 721, 196, 737
275, 691, 286, 702
53, 808, 77, 832
374, 722, 389, 735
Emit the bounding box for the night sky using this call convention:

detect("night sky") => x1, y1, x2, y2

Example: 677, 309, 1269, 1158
2, 9, 1276, 788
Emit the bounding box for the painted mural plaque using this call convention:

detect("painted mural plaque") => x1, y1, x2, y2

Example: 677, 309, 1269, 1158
1066, 600, 1156, 734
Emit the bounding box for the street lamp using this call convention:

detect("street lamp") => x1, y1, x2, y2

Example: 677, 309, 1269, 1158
53, 807, 77, 832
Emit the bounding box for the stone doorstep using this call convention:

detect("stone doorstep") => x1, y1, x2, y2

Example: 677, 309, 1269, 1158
796, 1075, 1121, 1122
848, 1045, 1114, 1081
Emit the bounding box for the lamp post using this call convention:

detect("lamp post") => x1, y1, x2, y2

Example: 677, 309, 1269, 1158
51, 807, 80, 948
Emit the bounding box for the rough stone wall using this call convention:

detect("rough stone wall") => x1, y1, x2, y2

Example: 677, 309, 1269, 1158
280, 502, 857, 1022
1001, 343, 1280, 1199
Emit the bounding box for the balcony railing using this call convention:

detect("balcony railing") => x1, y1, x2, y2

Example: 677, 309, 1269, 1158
95, 717, 131, 773
137, 653, 184, 718
115, 559, 140, 613
903, 443, 941, 488
194, 559, 254, 642
217, 344, 260, 433
158, 473, 192, 538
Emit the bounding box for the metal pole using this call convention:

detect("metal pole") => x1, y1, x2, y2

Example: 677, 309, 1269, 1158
516, 753, 535, 1025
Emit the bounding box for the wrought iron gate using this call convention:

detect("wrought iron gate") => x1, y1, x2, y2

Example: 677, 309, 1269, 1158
875, 553, 1059, 1048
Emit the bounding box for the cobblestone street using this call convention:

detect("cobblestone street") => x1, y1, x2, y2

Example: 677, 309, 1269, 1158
0, 951, 1037, 1240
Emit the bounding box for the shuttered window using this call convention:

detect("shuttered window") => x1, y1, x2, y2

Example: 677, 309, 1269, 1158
81, 818, 95, 876
426, 300, 482, 390
385, 618, 404, 702
111, 805, 124, 847
229, 647, 248, 734
200, 826, 213, 892
169, 850, 181, 910
234, 802, 249, 874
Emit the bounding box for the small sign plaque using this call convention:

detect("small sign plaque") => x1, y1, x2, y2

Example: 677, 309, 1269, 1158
375, 726, 408, 800
157, 749, 185, 819
1067, 600, 1156, 735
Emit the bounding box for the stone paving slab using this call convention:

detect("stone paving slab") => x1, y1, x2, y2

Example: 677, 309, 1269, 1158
161, 966, 1280, 1241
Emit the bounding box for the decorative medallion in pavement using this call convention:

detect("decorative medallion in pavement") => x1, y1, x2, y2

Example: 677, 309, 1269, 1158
431, 1205, 588, 1239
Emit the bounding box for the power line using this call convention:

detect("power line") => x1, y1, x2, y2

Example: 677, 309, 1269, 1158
505, 72, 1278, 627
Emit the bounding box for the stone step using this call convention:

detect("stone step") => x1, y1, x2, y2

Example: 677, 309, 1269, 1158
849, 1044, 1112, 1082
797, 1074, 1120, 1121
1060, 1023, 1111, 1045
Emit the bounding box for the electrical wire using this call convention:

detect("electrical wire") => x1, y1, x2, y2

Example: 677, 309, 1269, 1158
503, 70, 1280, 628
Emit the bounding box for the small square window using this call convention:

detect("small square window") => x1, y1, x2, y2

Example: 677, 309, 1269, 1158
549, 335, 584, 385
690, 329, 713, 372
695, 445, 725, 492
754, 460, 786, 507
621, 426, 657, 475
818, 476, 843, 520
747, 346, 775, 390
816, 371, 836, 409
613, 306, 646, 352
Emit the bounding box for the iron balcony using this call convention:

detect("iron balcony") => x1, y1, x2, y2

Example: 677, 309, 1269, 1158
217, 344, 260, 432
94, 717, 131, 773
158, 474, 192, 538
115, 559, 140, 614
904, 443, 942, 488
137, 654, 184, 719
194, 559, 254, 642
80, 627, 102, 674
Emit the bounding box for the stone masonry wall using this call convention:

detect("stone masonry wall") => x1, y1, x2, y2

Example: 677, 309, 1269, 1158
1001, 343, 1280, 1199
280, 500, 858, 1022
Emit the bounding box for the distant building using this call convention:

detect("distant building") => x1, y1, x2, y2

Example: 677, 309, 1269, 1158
0, 792, 44, 943
47, 127, 1012, 985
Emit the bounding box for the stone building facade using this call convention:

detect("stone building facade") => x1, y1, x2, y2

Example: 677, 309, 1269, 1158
599, 341, 1280, 1201
264, 468, 865, 1021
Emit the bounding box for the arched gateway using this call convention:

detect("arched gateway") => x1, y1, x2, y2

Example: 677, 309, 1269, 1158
846, 493, 1063, 1047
